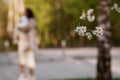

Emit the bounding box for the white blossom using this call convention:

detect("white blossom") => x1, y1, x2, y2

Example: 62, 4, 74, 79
92, 27, 103, 38
75, 8, 104, 40
74, 26, 87, 36
95, 27, 103, 33
80, 12, 86, 20
86, 32, 93, 40
80, 9, 95, 22
92, 30, 97, 35
81, 26, 87, 32
87, 15, 95, 22
78, 32, 85, 36
113, 3, 120, 13
87, 9, 94, 16
87, 9, 95, 22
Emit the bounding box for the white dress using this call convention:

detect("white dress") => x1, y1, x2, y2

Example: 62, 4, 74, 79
13, 16, 37, 68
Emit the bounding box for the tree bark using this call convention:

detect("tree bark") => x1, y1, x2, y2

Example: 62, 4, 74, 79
97, 0, 112, 80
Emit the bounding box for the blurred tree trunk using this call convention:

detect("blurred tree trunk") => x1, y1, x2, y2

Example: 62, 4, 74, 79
97, 0, 112, 80
0, 22, 3, 37
79, 36, 84, 47
53, 0, 63, 46
18, 0, 25, 14
0, 0, 7, 39
13, 0, 19, 26
7, 0, 25, 35
7, 0, 14, 35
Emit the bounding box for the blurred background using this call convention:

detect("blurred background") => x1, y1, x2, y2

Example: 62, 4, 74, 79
0, 0, 120, 80
0, 0, 120, 50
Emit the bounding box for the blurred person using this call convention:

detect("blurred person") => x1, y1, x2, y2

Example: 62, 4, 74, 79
13, 8, 37, 80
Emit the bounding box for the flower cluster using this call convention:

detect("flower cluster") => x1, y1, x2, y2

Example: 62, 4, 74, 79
74, 8, 104, 40
74, 25, 103, 40
80, 9, 95, 22
86, 32, 93, 40
74, 26, 87, 36
75, 3, 120, 40
92, 26, 103, 38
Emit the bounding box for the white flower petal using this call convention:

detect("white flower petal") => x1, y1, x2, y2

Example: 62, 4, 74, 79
80, 13, 86, 20
86, 32, 93, 40
87, 9, 94, 16
74, 25, 87, 36
114, 3, 120, 13
87, 15, 95, 22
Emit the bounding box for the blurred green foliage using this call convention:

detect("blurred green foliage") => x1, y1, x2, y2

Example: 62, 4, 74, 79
0, 0, 8, 51
25, 0, 99, 47
0, 0, 120, 50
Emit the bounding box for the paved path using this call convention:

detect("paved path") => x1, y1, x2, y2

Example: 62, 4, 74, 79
0, 48, 120, 80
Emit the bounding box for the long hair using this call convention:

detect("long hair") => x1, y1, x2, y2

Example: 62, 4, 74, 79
25, 8, 34, 19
